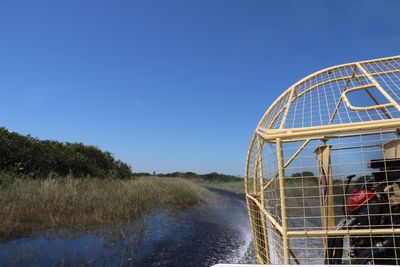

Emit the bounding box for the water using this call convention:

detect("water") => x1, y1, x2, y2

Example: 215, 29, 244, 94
0, 188, 256, 267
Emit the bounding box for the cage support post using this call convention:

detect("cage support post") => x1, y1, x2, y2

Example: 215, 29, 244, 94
315, 145, 335, 257
256, 137, 271, 263
276, 138, 289, 264
245, 135, 262, 263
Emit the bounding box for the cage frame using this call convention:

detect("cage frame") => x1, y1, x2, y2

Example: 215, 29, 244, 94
245, 55, 400, 264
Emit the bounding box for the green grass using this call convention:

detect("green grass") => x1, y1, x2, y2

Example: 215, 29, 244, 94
0, 176, 210, 239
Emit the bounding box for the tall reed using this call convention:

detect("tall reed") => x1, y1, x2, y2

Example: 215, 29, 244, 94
0, 176, 208, 239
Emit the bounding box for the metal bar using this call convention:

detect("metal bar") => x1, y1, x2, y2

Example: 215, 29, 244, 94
253, 139, 258, 194
330, 144, 381, 151
327, 66, 357, 124
246, 194, 283, 233
244, 134, 260, 262
357, 62, 400, 112
276, 138, 289, 264
257, 119, 400, 141
370, 68, 400, 76
261, 174, 278, 194
279, 86, 296, 129
343, 101, 392, 112
353, 71, 393, 119
258, 117, 397, 135
258, 90, 291, 129
327, 95, 343, 125
364, 88, 393, 118
354, 55, 400, 65
255, 137, 271, 263
283, 139, 311, 168
288, 227, 400, 237
256, 136, 264, 196
341, 84, 393, 111
270, 129, 399, 143
244, 134, 256, 194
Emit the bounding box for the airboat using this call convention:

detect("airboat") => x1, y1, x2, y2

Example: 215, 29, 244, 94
218, 55, 400, 266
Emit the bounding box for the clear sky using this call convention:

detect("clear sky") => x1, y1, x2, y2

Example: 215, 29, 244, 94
0, 0, 399, 175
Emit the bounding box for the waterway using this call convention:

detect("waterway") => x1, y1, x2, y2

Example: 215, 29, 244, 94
0, 188, 255, 267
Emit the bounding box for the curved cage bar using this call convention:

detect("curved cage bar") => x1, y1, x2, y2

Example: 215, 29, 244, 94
245, 55, 400, 264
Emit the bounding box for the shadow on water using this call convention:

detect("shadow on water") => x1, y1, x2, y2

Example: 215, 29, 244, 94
0, 188, 256, 267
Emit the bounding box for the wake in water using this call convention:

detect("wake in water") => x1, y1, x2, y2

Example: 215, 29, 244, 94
0, 188, 256, 267
209, 189, 256, 264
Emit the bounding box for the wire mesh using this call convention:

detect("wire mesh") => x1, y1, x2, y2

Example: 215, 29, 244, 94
245, 55, 400, 265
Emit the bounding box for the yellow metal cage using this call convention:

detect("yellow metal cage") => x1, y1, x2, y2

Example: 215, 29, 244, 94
245, 55, 400, 264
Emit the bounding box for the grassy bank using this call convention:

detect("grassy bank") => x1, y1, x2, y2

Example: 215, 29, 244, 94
133, 172, 245, 194
197, 180, 244, 194
0, 176, 209, 239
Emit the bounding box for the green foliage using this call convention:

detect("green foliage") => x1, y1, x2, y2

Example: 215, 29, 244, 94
198, 172, 242, 182
133, 171, 243, 182
0, 127, 132, 179
291, 171, 315, 178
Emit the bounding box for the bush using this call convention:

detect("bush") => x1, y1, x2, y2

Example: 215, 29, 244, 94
0, 128, 132, 179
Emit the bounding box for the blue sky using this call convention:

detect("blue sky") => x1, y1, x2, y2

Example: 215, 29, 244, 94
0, 0, 399, 175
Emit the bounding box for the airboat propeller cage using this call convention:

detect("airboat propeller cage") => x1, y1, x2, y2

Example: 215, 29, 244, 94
245, 55, 400, 264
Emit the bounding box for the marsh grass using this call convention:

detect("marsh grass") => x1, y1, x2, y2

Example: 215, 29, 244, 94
0, 176, 209, 239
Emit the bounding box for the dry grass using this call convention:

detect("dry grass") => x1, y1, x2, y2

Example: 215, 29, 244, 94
0, 176, 209, 239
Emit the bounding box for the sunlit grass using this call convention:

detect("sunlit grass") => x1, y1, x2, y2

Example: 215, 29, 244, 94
0, 176, 209, 239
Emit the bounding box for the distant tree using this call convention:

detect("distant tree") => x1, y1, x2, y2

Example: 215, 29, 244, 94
291, 171, 314, 178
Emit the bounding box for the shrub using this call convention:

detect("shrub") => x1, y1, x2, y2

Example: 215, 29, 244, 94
0, 128, 132, 179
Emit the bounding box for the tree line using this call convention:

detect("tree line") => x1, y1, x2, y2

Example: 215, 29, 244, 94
0, 127, 132, 178
133, 171, 243, 182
